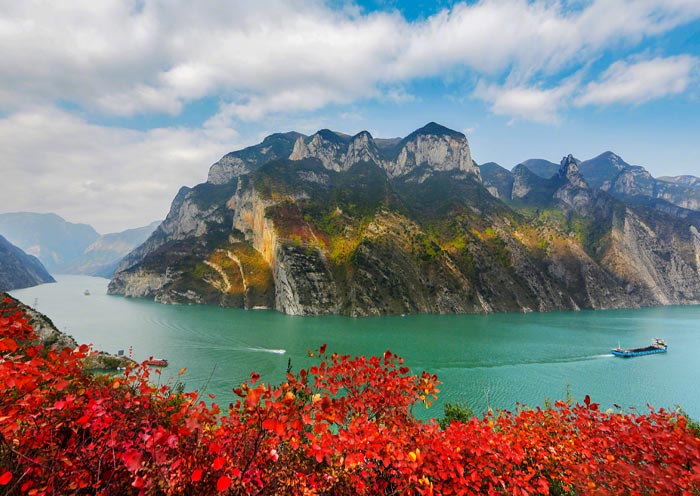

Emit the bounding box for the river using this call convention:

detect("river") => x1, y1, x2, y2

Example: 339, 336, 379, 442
10, 275, 700, 420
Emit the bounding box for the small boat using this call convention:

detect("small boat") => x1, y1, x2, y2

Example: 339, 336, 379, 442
145, 358, 169, 367
84, 290, 91, 296
611, 338, 667, 358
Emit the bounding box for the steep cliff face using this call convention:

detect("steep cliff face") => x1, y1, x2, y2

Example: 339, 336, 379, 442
655, 179, 700, 211
659, 175, 700, 189
207, 132, 302, 185
291, 122, 480, 181
601, 209, 700, 306
0, 235, 55, 291
110, 123, 700, 316
553, 155, 594, 215
479, 162, 514, 199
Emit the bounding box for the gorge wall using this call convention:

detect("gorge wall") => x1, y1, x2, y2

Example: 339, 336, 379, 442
109, 123, 700, 316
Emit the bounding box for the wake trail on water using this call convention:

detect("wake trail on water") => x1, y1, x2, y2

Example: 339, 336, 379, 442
435, 353, 614, 371
241, 347, 286, 355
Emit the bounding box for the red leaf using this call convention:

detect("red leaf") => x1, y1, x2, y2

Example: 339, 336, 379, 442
245, 386, 263, 409
122, 450, 143, 472
191, 468, 203, 482
213, 456, 225, 470
217, 475, 232, 492
0, 471, 12, 485
131, 476, 145, 489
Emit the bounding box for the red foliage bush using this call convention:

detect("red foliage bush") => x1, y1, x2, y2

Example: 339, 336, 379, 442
1, 300, 699, 495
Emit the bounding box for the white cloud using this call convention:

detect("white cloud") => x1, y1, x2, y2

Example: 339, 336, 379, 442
474, 80, 577, 124
575, 55, 699, 106
382, 86, 417, 104
1, 1, 700, 234
0, 106, 237, 233
1, 0, 699, 120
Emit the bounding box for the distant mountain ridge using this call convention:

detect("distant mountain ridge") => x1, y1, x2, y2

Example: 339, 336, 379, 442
109, 123, 700, 316
60, 221, 161, 277
509, 151, 700, 212
0, 213, 99, 273
0, 234, 55, 291
0, 213, 159, 277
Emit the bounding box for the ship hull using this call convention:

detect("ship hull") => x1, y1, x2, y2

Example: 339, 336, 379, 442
611, 347, 667, 358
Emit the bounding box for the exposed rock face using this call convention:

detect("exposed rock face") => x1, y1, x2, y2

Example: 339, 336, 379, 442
207, 132, 302, 185
0, 235, 55, 291
602, 210, 700, 306
230, 180, 278, 267
110, 123, 700, 316
480, 162, 514, 199
1, 292, 75, 349
659, 175, 700, 189
289, 130, 374, 172
510, 164, 551, 200
291, 122, 480, 181
603, 166, 655, 198
274, 244, 340, 315
553, 155, 594, 214
692, 226, 700, 272
655, 179, 700, 211
388, 126, 478, 180
107, 268, 173, 299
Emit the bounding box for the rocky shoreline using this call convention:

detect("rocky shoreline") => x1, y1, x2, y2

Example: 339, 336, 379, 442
1, 292, 134, 370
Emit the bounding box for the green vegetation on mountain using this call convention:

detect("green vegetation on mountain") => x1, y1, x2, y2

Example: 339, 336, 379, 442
109, 124, 700, 316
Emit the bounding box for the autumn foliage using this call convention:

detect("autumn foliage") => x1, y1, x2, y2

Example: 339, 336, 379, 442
2, 300, 700, 495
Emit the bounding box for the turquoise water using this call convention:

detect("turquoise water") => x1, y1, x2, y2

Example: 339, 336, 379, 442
11, 275, 700, 420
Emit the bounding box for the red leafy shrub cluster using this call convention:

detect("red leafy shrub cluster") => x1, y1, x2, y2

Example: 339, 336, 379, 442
2, 299, 700, 495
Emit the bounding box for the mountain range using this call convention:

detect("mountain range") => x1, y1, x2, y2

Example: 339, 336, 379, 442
108, 122, 700, 316
0, 213, 159, 278
481, 152, 700, 213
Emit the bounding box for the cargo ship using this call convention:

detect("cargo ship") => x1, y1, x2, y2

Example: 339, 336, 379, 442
611, 338, 667, 358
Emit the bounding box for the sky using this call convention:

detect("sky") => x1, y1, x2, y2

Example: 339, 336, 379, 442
0, 0, 699, 233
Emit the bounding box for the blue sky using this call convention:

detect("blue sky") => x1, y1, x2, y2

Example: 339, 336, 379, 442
0, 0, 698, 232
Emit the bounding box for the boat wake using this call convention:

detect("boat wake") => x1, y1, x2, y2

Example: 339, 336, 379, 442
436, 353, 614, 371
242, 347, 286, 355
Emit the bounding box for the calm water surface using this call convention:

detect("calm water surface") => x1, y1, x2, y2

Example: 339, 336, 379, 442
11, 275, 700, 420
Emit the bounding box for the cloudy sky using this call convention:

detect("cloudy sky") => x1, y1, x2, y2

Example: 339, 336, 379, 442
1, 0, 699, 233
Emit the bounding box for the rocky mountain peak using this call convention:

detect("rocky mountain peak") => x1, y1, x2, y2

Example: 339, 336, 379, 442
404, 121, 466, 140
558, 154, 587, 189
388, 122, 479, 180
289, 123, 480, 181
596, 151, 628, 170
289, 129, 377, 172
